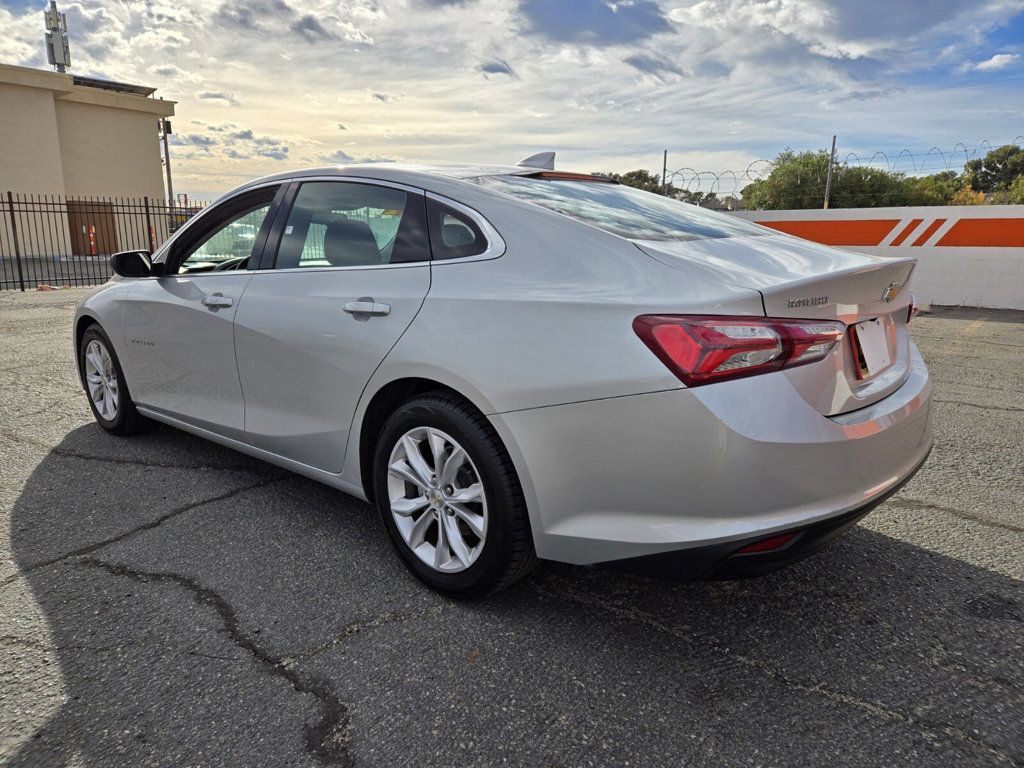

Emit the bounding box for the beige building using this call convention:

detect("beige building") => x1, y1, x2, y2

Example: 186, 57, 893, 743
0, 63, 174, 198
0, 63, 175, 260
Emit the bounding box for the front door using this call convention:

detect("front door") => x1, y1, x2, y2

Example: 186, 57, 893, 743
120, 186, 280, 439
234, 180, 431, 472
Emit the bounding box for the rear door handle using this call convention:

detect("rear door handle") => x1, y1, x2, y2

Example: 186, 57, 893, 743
201, 294, 233, 309
343, 300, 391, 318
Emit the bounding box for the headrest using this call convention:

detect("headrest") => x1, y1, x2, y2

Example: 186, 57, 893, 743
442, 222, 475, 247
324, 218, 381, 266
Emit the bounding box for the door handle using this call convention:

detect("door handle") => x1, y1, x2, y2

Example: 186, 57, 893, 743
343, 300, 391, 318
201, 294, 233, 309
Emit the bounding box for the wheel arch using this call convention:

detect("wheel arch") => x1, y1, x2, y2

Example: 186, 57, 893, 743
73, 312, 102, 385
357, 377, 474, 503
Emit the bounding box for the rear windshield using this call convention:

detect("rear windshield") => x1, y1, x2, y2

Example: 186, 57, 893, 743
479, 175, 768, 242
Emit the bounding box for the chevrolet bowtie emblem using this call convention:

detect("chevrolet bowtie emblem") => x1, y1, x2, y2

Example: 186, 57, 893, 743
881, 282, 901, 302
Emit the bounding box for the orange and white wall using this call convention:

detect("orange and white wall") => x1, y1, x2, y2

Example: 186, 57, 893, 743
731, 206, 1024, 310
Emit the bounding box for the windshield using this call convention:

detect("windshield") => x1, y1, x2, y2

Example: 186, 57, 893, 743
479, 175, 770, 242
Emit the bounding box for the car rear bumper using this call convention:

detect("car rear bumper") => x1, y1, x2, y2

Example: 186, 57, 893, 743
490, 340, 933, 567
594, 445, 929, 581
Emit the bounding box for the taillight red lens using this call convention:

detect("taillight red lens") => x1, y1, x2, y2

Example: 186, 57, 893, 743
633, 315, 845, 387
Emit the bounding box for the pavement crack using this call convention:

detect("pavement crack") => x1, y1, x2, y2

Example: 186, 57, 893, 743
81, 557, 353, 766
280, 604, 451, 668
885, 497, 1024, 534
0, 478, 287, 589
532, 578, 1022, 767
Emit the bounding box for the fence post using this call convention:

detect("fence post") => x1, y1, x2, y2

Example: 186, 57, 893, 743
5, 192, 26, 292
143, 196, 154, 251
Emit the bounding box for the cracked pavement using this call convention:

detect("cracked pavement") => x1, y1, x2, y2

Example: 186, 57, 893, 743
1, 289, 1022, 767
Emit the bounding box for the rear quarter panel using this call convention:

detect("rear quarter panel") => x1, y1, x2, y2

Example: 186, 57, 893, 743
369, 191, 766, 415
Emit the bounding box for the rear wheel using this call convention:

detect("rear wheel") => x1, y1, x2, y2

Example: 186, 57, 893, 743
373, 392, 537, 597
78, 324, 148, 435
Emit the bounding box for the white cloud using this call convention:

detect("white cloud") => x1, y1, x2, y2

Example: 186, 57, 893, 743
959, 52, 1021, 72
0, 0, 1022, 196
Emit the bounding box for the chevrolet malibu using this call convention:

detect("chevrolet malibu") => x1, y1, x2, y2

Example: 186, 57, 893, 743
74, 162, 933, 596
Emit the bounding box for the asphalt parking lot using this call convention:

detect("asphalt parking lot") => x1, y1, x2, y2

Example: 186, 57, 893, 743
1, 288, 1021, 768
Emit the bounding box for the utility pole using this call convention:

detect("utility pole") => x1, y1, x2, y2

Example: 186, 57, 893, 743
160, 119, 174, 204
662, 149, 668, 195
823, 134, 836, 209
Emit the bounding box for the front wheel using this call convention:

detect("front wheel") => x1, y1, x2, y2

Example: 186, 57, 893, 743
373, 393, 537, 598
78, 324, 148, 435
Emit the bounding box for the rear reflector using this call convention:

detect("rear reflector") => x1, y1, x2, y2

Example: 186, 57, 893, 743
633, 315, 845, 387
734, 532, 798, 555
907, 292, 919, 324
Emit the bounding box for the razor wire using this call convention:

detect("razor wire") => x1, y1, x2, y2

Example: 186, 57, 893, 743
662, 137, 1024, 201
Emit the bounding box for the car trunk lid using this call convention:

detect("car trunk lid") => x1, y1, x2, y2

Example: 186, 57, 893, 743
635, 233, 917, 415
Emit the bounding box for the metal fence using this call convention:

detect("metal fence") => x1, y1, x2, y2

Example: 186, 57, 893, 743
0, 193, 208, 291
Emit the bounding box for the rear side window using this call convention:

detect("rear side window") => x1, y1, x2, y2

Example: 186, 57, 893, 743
274, 182, 428, 269
479, 176, 769, 242
426, 199, 487, 260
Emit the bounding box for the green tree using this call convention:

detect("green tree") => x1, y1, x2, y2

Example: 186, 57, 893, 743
831, 166, 907, 208
963, 144, 1024, 192
900, 171, 961, 205
594, 169, 665, 193
740, 149, 834, 209
1008, 174, 1024, 204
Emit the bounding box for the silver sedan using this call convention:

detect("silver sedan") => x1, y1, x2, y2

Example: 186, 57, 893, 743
74, 162, 933, 596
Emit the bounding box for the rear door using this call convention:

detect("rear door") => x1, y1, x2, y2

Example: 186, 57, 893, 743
233, 179, 431, 472
120, 185, 282, 439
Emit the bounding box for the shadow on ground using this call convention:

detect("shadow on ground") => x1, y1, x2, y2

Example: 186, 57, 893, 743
6, 423, 1023, 767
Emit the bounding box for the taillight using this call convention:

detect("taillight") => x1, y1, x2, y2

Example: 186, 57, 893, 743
907, 292, 919, 324
633, 315, 845, 387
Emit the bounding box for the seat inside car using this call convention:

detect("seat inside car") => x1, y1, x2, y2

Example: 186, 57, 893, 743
323, 218, 382, 266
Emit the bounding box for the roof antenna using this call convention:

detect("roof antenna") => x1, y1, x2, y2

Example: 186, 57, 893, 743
517, 152, 555, 170
44, 1, 71, 73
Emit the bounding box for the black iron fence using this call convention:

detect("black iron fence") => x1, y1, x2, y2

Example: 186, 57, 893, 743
0, 193, 208, 291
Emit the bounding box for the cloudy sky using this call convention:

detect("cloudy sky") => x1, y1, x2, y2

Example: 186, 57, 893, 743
2, 0, 1023, 196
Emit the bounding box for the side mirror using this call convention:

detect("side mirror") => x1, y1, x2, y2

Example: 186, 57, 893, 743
110, 250, 159, 278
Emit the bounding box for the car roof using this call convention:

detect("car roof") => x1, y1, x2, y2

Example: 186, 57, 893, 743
233, 162, 535, 194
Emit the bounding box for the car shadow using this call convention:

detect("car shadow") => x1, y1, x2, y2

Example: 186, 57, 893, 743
6, 424, 1023, 767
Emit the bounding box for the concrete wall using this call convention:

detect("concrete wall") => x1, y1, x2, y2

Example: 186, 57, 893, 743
0, 82, 66, 193
55, 101, 166, 198
731, 206, 1024, 311
0, 64, 173, 199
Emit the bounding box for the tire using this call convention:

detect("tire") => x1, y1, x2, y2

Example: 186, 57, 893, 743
373, 392, 537, 598
78, 324, 148, 436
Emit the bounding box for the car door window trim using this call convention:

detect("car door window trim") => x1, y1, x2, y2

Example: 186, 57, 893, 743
423, 192, 505, 264
149, 180, 285, 271
256, 178, 432, 272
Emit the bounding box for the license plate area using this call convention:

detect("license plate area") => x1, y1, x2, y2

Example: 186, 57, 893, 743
851, 317, 891, 379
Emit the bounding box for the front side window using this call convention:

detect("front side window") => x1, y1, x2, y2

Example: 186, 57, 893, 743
479, 175, 770, 242
274, 182, 428, 269
172, 187, 278, 274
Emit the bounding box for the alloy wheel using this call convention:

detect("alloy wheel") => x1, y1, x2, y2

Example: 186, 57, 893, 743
84, 339, 118, 421
387, 426, 488, 573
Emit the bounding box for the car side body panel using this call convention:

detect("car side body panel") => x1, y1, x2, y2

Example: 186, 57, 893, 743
118, 272, 254, 440
234, 263, 431, 473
